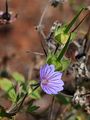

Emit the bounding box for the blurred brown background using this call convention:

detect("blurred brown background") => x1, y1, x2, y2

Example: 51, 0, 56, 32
0, 0, 89, 73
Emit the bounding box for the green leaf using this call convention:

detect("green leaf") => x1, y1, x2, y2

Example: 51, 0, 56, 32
0, 78, 17, 102
16, 94, 21, 102
60, 58, 70, 71
47, 53, 62, 70
12, 72, 25, 83
47, 52, 56, 64
54, 25, 69, 44
47, 53, 70, 71
64, 8, 84, 33
30, 90, 41, 99
60, 33, 69, 44
27, 100, 39, 112
54, 26, 76, 45
57, 34, 71, 61
28, 80, 41, 99
27, 104, 39, 113
56, 93, 70, 105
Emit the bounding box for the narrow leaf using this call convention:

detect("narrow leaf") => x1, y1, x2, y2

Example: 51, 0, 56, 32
64, 8, 84, 33
12, 72, 25, 83
60, 58, 70, 71
57, 34, 71, 61
27, 105, 39, 113
0, 79, 16, 102
56, 93, 69, 105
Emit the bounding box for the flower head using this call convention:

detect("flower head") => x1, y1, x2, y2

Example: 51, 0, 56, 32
0, 11, 17, 25
40, 64, 64, 94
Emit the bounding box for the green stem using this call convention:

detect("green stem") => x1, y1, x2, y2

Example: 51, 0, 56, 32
57, 34, 71, 61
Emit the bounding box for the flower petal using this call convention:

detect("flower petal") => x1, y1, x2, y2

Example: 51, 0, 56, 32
49, 79, 64, 86
40, 64, 55, 80
41, 84, 52, 94
47, 72, 62, 80
40, 64, 48, 79
47, 83, 64, 92
42, 85, 58, 94
40, 64, 64, 95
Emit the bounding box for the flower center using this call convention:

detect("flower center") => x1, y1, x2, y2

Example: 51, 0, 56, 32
42, 79, 48, 85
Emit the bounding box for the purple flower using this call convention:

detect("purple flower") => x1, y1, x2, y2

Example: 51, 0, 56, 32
40, 64, 64, 94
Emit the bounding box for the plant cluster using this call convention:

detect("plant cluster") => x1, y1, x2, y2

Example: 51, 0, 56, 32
0, 0, 90, 120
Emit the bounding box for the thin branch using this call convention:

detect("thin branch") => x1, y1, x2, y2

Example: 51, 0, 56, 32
54, 44, 59, 54
6, 85, 40, 117
60, 91, 73, 98
26, 50, 44, 56
6, 93, 28, 116
5, 0, 8, 13
48, 96, 55, 120
36, 1, 50, 56
80, 92, 90, 97
38, 1, 49, 27
40, 38, 47, 57
83, 24, 90, 55
36, 2, 49, 39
